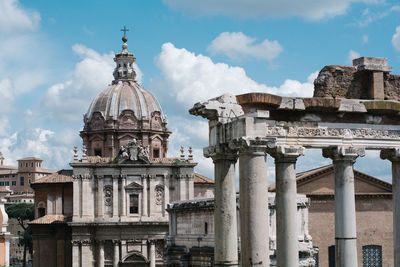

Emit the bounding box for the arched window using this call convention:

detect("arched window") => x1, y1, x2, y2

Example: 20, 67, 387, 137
362, 245, 382, 267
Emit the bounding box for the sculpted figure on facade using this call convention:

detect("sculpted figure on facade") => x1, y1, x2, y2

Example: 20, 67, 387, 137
116, 139, 150, 164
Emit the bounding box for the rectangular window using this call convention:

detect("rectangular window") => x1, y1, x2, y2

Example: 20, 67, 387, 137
153, 149, 160, 158
129, 194, 139, 214
363, 245, 382, 267
329, 245, 335, 267
11, 181, 16, 186
20, 177, 24, 186
5, 181, 9, 186
0, 182, 4, 186
94, 149, 102, 157
25, 163, 28, 167
31, 162, 33, 167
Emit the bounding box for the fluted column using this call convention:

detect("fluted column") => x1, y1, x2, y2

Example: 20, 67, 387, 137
270, 145, 305, 267
206, 145, 239, 267
323, 146, 365, 267
381, 148, 400, 267
231, 137, 275, 267
98, 241, 104, 267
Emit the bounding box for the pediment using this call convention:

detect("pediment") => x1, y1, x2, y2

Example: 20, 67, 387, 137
125, 181, 143, 190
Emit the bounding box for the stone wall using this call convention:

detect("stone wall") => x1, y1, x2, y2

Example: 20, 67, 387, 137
313, 65, 400, 100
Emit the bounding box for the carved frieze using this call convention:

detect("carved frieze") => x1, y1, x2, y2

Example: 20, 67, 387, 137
266, 126, 400, 140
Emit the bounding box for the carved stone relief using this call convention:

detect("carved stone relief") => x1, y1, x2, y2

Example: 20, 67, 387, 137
104, 185, 113, 206
155, 185, 164, 206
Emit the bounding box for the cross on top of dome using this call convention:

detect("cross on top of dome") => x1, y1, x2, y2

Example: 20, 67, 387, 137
113, 25, 136, 83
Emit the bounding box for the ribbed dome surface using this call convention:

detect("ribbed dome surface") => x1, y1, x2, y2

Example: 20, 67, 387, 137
85, 80, 165, 121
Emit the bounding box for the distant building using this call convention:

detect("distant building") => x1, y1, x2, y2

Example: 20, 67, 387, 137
0, 153, 56, 193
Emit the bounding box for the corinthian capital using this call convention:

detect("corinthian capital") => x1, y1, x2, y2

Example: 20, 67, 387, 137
380, 147, 400, 162
269, 145, 305, 162
203, 144, 238, 161
229, 137, 276, 153
323, 146, 365, 161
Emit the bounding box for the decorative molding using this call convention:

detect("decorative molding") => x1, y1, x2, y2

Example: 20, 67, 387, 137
266, 126, 400, 140
203, 144, 238, 161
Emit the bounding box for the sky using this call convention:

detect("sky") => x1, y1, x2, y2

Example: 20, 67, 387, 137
0, 0, 399, 183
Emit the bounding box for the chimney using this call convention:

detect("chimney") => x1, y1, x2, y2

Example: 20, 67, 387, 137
352, 57, 392, 100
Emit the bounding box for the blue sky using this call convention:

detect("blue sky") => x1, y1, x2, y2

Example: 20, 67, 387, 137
0, 0, 399, 182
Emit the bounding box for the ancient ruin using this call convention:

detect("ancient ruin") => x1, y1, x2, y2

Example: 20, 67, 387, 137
190, 57, 400, 266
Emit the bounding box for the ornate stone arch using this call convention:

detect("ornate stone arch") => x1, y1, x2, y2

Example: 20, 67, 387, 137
121, 251, 149, 266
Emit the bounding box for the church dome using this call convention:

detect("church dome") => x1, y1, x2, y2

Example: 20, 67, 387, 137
80, 29, 170, 159
85, 80, 165, 123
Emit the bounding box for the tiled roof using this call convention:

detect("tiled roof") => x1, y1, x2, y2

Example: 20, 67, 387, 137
32, 173, 73, 184
194, 173, 214, 184
29, 214, 70, 225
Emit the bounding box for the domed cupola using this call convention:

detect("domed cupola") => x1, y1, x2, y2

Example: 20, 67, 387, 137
80, 28, 171, 159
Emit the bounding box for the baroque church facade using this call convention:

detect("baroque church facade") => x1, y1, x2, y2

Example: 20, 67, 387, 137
30, 34, 214, 267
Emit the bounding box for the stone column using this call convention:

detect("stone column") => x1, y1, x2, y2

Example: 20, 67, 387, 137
113, 240, 119, 267
270, 145, 305, 267
149, 241, 156, 267
381, 148, 400, 267
206, 146, 239, 267
98, 241, 105, 267
323, 146, 365, 267
72, 241, 80, 267
232, 137, 275, 267
81, 240, 94, 267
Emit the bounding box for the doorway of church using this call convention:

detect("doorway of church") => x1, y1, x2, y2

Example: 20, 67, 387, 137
120, 252, 149, 267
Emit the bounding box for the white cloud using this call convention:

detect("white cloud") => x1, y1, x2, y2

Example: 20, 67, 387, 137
164, 0, 381, 20
41, 44, 144, 123
208, 32, 283, 61
362, 34, 369, 44
0, 128, 80, 169
393, 26, 400, 52
0, 79, 15, 113
153, 43, 317, 109
0, 0, 40, 33
349, 4, 400, 27
348, 50, 360, 64
0, 116, 10, 137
